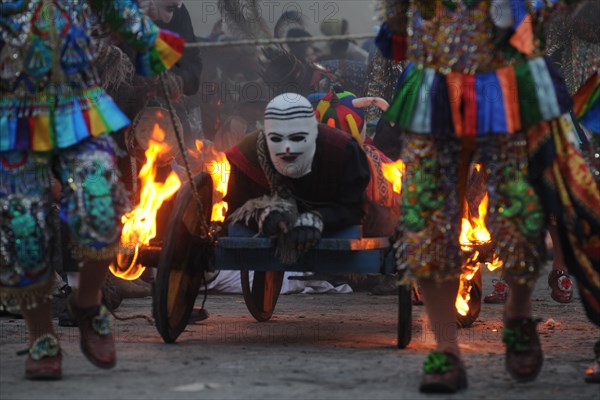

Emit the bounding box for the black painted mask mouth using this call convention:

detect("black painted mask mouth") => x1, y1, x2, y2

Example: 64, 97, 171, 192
277, 153, 302, 162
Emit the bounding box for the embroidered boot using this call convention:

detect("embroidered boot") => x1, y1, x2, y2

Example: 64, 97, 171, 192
548, 269, 573, 303
503, 317, 543, 382
68, 296, 116, 369
483, 278, 509, 304
419, 351, 468, 393
23, 334, 62, 380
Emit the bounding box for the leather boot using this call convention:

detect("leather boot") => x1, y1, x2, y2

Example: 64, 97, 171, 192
68, 296, 116, 369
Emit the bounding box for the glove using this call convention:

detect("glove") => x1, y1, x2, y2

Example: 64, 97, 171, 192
289, 212, 323, 253
289, 226, 321, 253
259, 209, 289, 237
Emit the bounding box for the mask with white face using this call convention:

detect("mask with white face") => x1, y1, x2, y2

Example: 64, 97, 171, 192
263, 93, 318, 178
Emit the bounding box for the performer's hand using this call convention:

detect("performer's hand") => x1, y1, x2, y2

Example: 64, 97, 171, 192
289, 226, 321, 253
290, 212, 323, 253
260, 210, 289, 237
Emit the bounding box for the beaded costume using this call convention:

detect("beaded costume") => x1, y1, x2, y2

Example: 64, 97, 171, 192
0, 0, 183, 310
376, 0, 600, 323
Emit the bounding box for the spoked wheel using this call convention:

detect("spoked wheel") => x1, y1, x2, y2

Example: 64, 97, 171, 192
241, 271, 284, 322
153, 173, 213, 343
397, 280, 412, 349
455, 266, 483, 328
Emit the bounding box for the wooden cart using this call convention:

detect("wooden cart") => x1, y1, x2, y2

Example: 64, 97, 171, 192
148, 173, 413, 347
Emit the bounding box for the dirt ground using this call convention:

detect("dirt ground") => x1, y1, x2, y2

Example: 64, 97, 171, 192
1, 261, 598, 400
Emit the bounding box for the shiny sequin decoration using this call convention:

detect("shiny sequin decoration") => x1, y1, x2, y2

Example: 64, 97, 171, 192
57, 137, 127, 247
24, 38, 52, 77
0, 0, 31, 15
0, 0, 35, 46
0, 195, 50, 287
7, 198, 45, 271
28, 334, 59, 360
31, 0, 71, 38
60, 28, 88, 75
82, 162, 117, 239
93, 306, 111, 336
0, 44, 24, 80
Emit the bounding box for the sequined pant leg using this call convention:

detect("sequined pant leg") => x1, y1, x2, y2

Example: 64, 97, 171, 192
0, 151, 55, 310
476, 134, 546, 285
55, 136, 130, 263
394, 133, 463, 281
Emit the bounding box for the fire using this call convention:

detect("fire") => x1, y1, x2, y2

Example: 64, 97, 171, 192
485, 253, 504, 272
455, 168, 504, 317
110, 124, 182, 280
381, 159, 405, 194
459, 193, 491, 249
194, 140, 230, 222
455, 262, 479, 317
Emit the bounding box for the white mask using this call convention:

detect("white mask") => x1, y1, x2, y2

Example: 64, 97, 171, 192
263, 93, 318, 178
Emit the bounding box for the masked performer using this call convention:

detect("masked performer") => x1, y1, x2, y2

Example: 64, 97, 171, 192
375, 0, 600, 393
224, 93, 371, 263
0, 0, 183, 380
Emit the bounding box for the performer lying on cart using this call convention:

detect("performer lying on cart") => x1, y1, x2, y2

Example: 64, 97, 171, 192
223, 93, 395, 264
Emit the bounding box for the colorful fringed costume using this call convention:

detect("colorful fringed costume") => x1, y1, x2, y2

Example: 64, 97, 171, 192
311, 90, 401, 236
0, 0, 184, 310
377, 0, 600, 324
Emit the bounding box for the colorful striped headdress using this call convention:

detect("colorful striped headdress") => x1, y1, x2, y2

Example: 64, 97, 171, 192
314, 91, 365, 144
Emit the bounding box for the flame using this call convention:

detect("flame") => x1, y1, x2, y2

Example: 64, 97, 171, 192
381, 159, 405, 194
455, 170, 504, 316
110, 124, 182, 280
459, 193, 491, 249
456, 263, 480, 316
485, 253, 503, 272
194, 140, 230, 222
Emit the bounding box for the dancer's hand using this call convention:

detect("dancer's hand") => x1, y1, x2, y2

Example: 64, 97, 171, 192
289, 226, 321, 253
290, 212, 323, 253
260, 210, 289, 237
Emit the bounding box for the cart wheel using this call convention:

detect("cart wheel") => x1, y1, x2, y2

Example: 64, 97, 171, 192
456, 267, 483, 328
397, 281, 412, 349
153, 173, 213, 343
240, 271, 284, 322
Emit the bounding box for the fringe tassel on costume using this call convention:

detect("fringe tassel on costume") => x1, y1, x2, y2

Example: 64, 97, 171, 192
0, 276, 55, 313
95, 42, 135, 92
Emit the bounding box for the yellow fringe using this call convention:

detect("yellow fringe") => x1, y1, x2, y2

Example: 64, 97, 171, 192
0, 275, 55, 312
70, 242, 119, 262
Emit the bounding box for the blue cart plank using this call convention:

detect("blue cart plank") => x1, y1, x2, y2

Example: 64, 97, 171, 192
217, 236, 391, 251
215, 246, 393, 274
214, 225, 395, 274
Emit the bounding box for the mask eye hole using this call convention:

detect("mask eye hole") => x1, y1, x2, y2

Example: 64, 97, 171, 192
269, 136, 282, 143
289, 133, 308, 142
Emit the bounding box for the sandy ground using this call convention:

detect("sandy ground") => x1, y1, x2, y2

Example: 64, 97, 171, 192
1, 261, 598, 400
